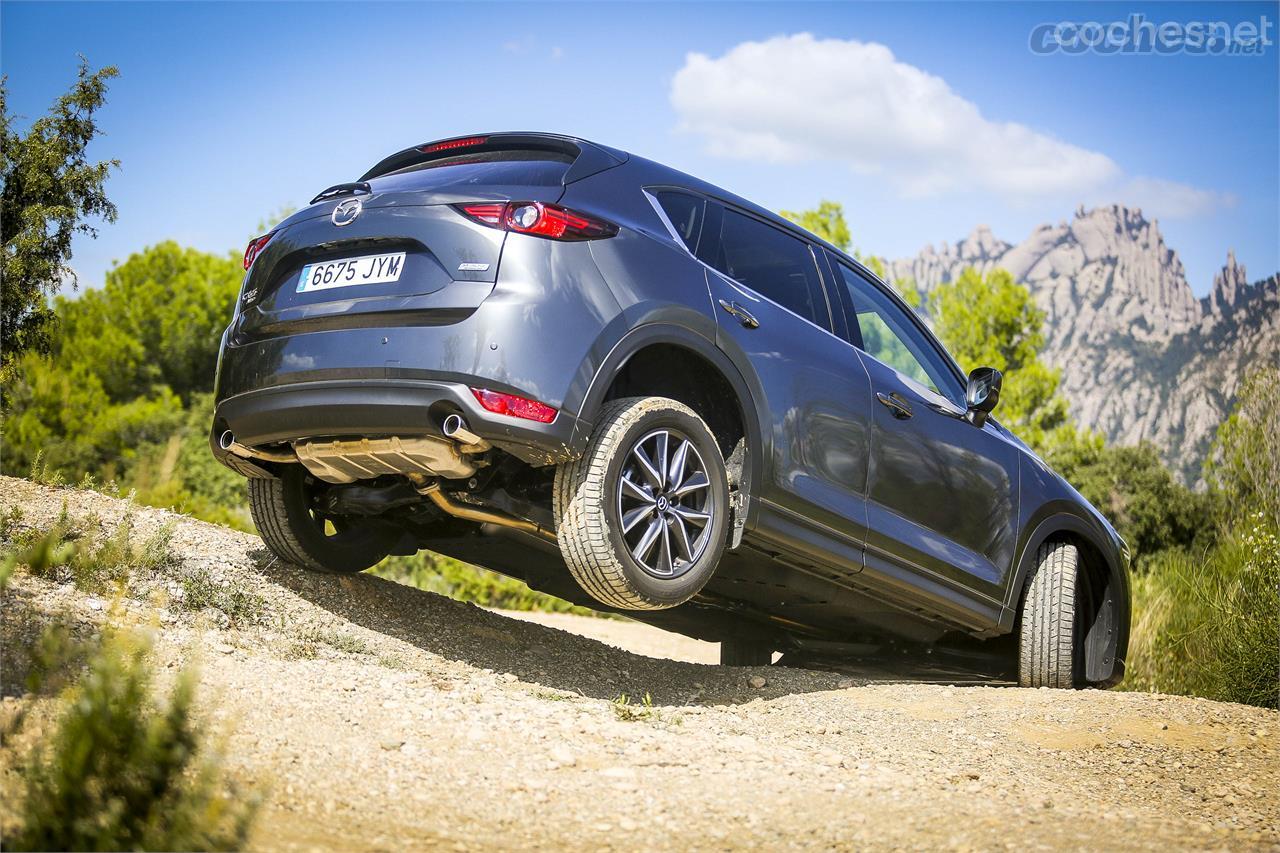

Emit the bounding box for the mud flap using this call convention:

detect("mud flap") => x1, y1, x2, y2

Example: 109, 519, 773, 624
728, 490, 747, 550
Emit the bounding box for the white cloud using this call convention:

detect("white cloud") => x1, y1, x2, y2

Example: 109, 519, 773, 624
1110, 177, 1237, 219
670, 34, 1227, 217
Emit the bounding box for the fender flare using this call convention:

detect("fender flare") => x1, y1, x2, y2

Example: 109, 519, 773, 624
567, 322, 769, 529
1000, 510, 1131, 686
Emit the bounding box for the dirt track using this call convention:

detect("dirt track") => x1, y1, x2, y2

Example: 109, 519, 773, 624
2, 476, 1278, 851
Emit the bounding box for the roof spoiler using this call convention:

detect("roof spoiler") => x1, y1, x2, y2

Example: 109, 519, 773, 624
358, 132, 628, 185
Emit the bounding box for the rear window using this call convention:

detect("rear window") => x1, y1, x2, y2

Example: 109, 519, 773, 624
709, 209, 827, 327
654, 191, 705, 251
373, 150, 573, 191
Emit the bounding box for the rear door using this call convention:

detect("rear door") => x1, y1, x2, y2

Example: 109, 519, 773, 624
828, 256, 1019, 619
700, 203, 874, 572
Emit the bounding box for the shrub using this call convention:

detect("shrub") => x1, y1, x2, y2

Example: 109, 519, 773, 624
1124, 513, 1279, 708
4, 511, 176, 594
8, 628, 258, 851
175, 564, 265, 627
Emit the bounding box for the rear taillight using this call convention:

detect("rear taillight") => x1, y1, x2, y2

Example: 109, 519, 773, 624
243, 231, 277, 270
419, 135, 489, 153
455, 202, 618, 241
471, 387, 558, 423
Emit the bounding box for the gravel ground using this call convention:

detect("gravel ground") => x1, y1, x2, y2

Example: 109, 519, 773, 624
2, 476, 1277, 852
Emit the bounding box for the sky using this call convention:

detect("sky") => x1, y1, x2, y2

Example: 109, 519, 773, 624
2, 1, 1277, 297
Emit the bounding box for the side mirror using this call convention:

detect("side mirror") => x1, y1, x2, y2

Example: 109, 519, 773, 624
964, 367, 1002, 427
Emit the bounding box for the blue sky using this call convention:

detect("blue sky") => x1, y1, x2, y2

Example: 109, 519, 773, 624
2, 1, 1277, 296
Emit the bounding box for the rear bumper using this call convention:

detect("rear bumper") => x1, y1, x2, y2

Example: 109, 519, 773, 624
211, 378, 583, 472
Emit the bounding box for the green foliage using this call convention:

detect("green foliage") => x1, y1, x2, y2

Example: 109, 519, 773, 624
2, 509, 176, 594
1205, 366, 1280, 526
1044, 434, 1214, 564
175, 564, 265, 627
8, 628, 258, 851
779, 200, 851, 250
1, 59, 119, 373
2, 240, 249, 529
777, 199, 888, 277
612, 691, 657, 722
928, 267, 1070, 449
372, 550, 602, 616
58, 241, 242, 402
1124, 513, 1279, 708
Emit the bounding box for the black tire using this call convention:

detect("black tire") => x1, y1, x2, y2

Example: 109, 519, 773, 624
554, 396, 729, 610
720, 638, 773, 667
248, 466, 398, 574
1018, 540, 1080, 688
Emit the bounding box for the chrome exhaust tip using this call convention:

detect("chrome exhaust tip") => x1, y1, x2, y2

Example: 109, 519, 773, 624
442, 414, 488, 449
219, 430, 296, 464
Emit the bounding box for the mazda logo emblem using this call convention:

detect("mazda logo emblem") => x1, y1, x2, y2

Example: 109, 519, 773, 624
332, 197, 363, 227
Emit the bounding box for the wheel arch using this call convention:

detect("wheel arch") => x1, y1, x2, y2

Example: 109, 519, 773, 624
1002, 511, 1130, 687
568, 323, 769, 532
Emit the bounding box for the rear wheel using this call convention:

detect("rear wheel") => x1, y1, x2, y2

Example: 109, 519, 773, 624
248, 466, 398, 574
1018, 541, 1081, 688
554, 396, 729, 610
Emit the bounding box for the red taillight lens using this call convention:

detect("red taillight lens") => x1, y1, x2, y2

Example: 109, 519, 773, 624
243, 231, 277, 270
454, 202, 618, 241
471, 388, 558, 423
459, 203, 507, 226
419, 135, 489, 153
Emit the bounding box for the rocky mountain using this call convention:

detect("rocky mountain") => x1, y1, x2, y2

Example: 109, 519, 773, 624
887, 205, 1279, 482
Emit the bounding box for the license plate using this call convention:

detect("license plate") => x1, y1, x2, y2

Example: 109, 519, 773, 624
297, 252, 406, 293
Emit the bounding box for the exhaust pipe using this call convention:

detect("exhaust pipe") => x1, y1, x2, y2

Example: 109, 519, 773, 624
442, 414, 490, 452
415, 481, 556, 545
219, 430, 297, 464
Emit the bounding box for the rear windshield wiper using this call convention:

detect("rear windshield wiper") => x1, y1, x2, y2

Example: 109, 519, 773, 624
310, 181, 372, 205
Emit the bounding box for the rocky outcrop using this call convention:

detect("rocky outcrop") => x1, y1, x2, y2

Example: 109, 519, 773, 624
888, 205, 1279, 482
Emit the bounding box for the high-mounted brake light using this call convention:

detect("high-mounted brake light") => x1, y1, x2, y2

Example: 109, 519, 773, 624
470, 388, 558, 423
455, 201, 618, 241
419, 135, 489, 154
243, 231, 277, 270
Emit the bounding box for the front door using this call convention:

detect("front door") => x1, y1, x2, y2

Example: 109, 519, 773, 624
827, 256, 1019, 621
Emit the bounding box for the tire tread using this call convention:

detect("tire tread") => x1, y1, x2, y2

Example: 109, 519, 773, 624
1018, 540, 1079, 688
554, 397, 721, 611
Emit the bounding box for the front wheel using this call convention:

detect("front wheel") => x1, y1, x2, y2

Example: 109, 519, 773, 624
1018, 541, 1081, 688
554, 396, 730, 610
248, 466, 399, 573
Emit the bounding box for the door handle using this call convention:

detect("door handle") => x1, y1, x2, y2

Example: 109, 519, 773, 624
718, 299, 760, 329
876, 391, 914, 419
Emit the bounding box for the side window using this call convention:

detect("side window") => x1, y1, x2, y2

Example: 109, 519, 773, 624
654, 191, 705, 252
834, 260, 962, 402
709, 208, 827, 327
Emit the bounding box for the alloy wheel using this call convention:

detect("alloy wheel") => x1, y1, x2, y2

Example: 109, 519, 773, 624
616, 428, 714, 578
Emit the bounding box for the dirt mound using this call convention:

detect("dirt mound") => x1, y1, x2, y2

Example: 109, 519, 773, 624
2, 477, 1277, 851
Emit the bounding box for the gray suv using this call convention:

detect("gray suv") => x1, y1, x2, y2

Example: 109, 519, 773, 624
212, 132, 1130, 687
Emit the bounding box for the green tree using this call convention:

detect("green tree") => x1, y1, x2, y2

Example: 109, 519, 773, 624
1044, 436, 1214, 562
778, 199, 886, 278
57, 241, 242, 401
1, 59, 119, 374
779, 200, 851, 250
928, 267, 1070, 449
2, 242, 240, 480
1205, 366, 1280, 526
